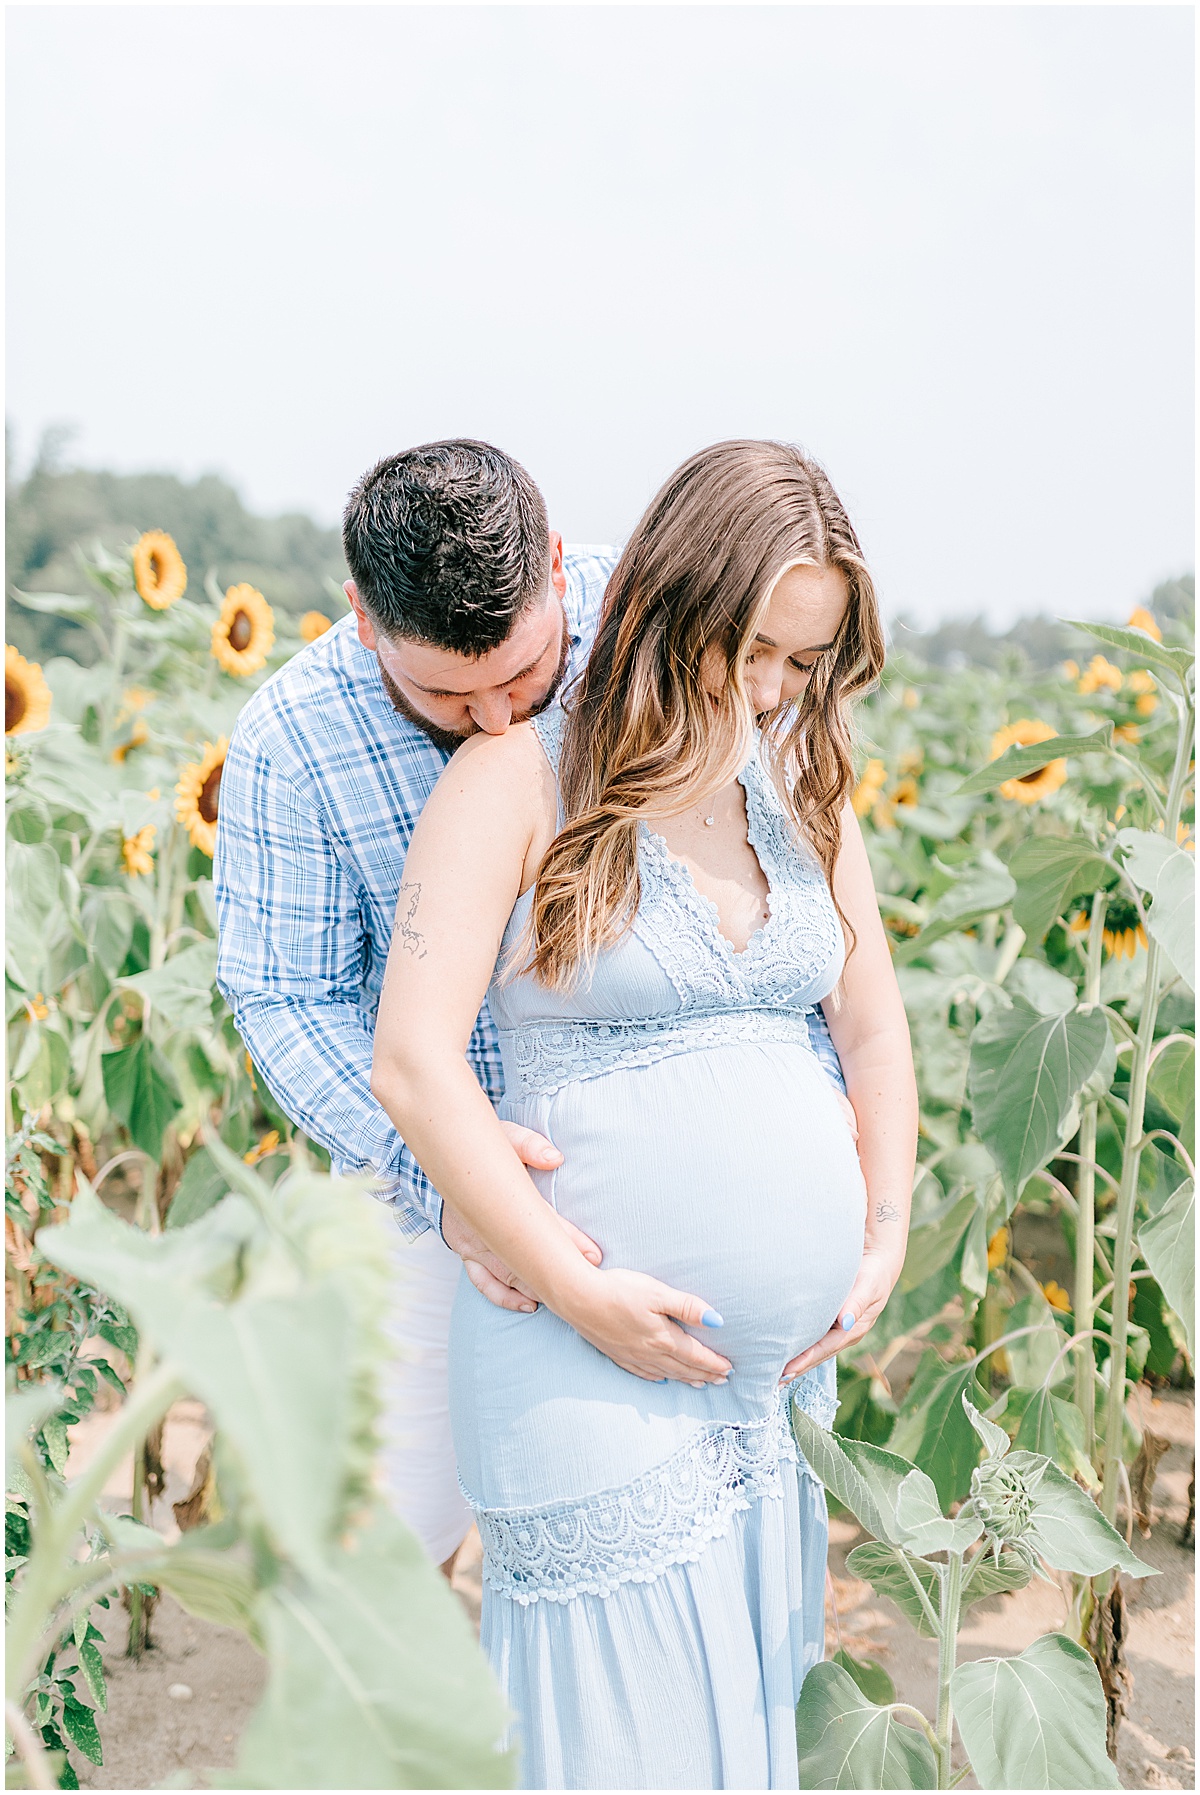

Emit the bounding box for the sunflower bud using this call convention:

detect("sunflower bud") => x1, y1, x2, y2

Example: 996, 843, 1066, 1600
969, 1457, 1036, 1560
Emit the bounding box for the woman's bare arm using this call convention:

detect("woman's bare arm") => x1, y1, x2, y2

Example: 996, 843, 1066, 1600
371, 723, 731, 1386
783, 802, 917, 1377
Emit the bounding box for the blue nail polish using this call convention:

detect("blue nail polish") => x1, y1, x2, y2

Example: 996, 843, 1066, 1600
701, 1309, 724, 1328
841, 1312, 856, 1331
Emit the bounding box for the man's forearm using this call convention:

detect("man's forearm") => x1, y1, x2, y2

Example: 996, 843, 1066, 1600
231, 990, 442, 1233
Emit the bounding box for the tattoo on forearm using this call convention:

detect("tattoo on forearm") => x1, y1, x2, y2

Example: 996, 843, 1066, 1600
397, 882, 428, 960
875, 1201, 901, 1224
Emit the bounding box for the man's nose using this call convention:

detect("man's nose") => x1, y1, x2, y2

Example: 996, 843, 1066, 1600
468, 692, 514, 735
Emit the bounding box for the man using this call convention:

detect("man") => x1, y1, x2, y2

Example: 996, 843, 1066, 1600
215, 439, 844, 1571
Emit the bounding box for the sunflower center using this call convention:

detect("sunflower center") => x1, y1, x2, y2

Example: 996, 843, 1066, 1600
148, 552, 163, 587
6, 677, 26, 733
198, 765, 223, 823
229, 610, 253, 652
1017, 768, 1046, 784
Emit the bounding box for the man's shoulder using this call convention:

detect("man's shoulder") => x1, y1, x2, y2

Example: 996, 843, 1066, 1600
233, 615, 356, 733
564, 543, 618, 584
562, 544, 616, 640
227, 616, 426, 775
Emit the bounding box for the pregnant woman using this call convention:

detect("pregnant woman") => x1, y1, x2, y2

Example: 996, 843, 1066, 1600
373, 440, 917, 1790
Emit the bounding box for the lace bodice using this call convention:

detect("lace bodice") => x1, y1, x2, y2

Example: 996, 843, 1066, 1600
489, 708, 844, 1096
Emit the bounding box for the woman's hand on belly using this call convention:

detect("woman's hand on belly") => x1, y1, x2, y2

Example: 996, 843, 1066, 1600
555, 1265, 733, 1387
778, 1243, 902, 1382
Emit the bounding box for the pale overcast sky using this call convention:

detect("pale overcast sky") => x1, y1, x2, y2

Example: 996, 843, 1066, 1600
7, 4, 1194, 625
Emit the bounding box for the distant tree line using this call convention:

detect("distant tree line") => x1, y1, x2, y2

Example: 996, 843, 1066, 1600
6, 429, 348, 665
5, 430, 1193, 670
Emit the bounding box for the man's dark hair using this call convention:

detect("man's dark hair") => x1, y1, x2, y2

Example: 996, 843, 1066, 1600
342, 440, 550, 655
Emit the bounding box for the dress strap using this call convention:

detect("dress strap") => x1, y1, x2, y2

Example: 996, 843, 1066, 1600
531, 704, 568, 774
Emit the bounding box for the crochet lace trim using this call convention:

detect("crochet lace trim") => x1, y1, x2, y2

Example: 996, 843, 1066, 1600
498, 1005, 818, 1099
469, 1368, 836, 1605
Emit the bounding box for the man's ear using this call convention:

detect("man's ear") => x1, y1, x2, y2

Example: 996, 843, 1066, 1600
548, 532, 567, 601
345, 580, 377, 651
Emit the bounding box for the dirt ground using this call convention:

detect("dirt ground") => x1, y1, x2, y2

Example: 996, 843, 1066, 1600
69, 1388, 1193, 1791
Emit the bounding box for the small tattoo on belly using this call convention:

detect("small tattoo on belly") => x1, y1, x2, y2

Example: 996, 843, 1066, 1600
875, 1201, 901, 1224
397, 882, 428, 959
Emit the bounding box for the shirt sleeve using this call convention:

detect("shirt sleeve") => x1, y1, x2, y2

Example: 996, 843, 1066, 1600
807, 1004, 848, 1095
213, 726, 440, 1237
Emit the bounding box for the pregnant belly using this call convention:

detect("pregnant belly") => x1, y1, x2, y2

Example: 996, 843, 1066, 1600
516, 1041, 866, 1393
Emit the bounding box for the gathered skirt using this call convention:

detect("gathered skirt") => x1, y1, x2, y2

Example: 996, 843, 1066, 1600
450, 1041, 864, 1789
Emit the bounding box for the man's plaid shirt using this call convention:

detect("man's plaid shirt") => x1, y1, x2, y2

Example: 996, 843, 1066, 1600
215, 545, 846, 1236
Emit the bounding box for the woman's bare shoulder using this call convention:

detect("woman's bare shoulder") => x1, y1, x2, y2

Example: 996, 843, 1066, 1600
428, 720, 557, 827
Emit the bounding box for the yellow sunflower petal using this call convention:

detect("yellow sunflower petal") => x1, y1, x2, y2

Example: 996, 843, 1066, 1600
987, 1228, 1009, 1271
991, 720, 1066, 803
1080, 654, 1122, 694
1126, 607, 1162, 642
121, 825, 157, 878
852, 758, 887, 818
1041, 1280, 1071, 1313
112, 716, 150, 762
5, 646, 53, 736
212, 585, 275, 677
133, 531, 187, 610
299, 611, 333, 643
175, 738, 229, 858
243, 1129, 281, 1165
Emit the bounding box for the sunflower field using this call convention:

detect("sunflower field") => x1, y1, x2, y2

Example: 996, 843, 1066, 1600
4, 533, 1195, 1791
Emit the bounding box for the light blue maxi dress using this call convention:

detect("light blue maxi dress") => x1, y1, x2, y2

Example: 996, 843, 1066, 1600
448, 710, 866, 1791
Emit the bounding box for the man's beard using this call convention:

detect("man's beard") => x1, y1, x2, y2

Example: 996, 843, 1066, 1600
376, 611, 572, 755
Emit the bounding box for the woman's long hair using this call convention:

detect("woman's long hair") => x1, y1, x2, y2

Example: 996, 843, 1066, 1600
527, 440, 885, 990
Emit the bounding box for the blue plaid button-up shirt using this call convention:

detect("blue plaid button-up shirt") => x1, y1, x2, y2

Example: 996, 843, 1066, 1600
215, 544, 846, 1236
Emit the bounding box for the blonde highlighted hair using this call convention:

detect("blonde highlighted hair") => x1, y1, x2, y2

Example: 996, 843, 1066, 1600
527, 440, 884, 990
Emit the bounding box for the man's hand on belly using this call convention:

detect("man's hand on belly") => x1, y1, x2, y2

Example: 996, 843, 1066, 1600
441, 1121, 603, 1313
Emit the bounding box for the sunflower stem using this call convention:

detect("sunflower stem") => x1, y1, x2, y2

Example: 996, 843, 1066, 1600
934, 1553, 963, 1788
1100, 692, 1194, 1529
1075, 892, 1106, 1460
100, 607, 130, 757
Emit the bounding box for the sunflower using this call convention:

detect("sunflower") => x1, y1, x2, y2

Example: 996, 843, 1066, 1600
121, 825, 157, 878
1126, 606, 1162, 642
1113, 723, 1141, 745
852, 757, 887, 819
891, 776, 920, 808
299, 611, 333, 643
1090, 892, 1148, 960
1077, 655, 1122, 696
243, 1129, 281, 1165
987, 1228, 1009, 1271
1125, 669, 1158, 718
175, 737, 228, 858
990, 719, 1067, 804
1061, 659, 1080, 681
212, 585, 274, 677
883, 914, 920, 939
900, 687, 920, 710
1041, 1280, 1071, 1314
133, 531, 187, 610
112, 716, 149, 762
5, 646, 52, 736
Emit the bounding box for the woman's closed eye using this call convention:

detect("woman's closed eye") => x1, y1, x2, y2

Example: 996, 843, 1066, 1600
746, 650, 822, 675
